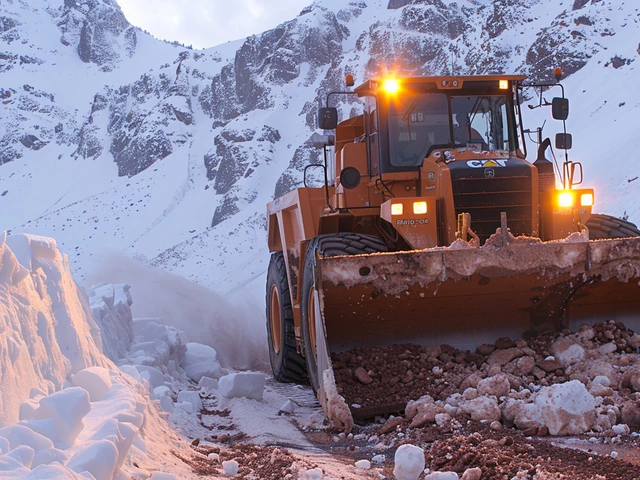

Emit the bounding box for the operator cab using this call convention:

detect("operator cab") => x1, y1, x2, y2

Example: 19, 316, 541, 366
353, 76, 526, 174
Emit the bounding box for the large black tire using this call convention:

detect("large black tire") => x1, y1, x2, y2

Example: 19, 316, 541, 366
586, 214, 640, 239
300, 233, 388, 392
266, 252, 308, 383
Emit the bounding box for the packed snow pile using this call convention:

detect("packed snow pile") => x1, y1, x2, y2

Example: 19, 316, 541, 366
0, 234, 196, 478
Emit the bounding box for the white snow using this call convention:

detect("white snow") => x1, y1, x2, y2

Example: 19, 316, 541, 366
394, 444, 426, 480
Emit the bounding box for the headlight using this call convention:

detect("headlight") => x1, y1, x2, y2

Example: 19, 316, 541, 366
558, 192, 573, 208
391, 203, 403, 215
413, 201, 427, 214
580, 193, 594, 206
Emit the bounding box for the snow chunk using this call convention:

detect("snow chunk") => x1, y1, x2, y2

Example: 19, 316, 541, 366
0, 437, 8, 454
0, 424, 53, 451
71, 367, 113, 402
301, 467, 324, 479
198, 376, 219, 390
6, 445, 34, 468
180, 343, 223, 382
222, 459, 239, 476
19, 387, 91, 449
219, 372, 265, 400
355, 459, 371, 469
66, 439, 119, 480
177, 390, 202, 412
394, 444, 425, 480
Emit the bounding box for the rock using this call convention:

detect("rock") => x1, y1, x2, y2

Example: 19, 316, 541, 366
487, 348, 523, 367
592, 375, 611, 387
463, 388, 478, 400
409, 403, 445, 428
354, 367, 373, 384
551, 337, 585, 366
394, 444, 425, 480
218, 372, 265, 400
424, 345, 442, 358
490, 420, 502, 431
460, 396, 501, 422
477, 374, 510, 398
535, 380, 596, 435
461, 467, 482, 480
495, 337, 516, 349
405, 395, 435, 420
620, 367, 640, 392
621, 401, 640, 429
598, 343, 617, 355
509, 356, 536, 376
612, 424, 630, 435
476, 344, 495, 356
381, 416, 405, 434
576, 324, 596, 342
590, 384, 613, 397
355, 459, 370, 469
537, 357, 563, 373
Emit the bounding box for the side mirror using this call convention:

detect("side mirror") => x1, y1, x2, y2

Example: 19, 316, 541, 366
551, 97, 569, 121
318, 107, 338, 130
555, 133, 572, 150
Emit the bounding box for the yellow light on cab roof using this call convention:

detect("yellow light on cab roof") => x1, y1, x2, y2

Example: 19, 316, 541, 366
383, 78, 400, 94
499, 80, 509, 90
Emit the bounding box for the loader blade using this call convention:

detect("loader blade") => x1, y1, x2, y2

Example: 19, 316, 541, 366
313, 235, 640, 428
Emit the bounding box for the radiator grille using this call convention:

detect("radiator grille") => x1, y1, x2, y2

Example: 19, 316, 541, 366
452, 176, 533, 244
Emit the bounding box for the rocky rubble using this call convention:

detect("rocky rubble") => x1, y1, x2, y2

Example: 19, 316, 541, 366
334, 321, 640, 438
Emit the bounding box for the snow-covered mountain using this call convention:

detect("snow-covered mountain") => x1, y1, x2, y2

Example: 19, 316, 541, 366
1, 0, 639, 299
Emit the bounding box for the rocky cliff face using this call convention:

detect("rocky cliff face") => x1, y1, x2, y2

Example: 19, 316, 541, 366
1, 0, 638, 292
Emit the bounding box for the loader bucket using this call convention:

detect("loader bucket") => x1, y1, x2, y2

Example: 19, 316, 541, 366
313, 233, 640, 430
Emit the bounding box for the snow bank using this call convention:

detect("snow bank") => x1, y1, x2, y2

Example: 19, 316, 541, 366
0, 233, 110, 426
0, 234, 196, 478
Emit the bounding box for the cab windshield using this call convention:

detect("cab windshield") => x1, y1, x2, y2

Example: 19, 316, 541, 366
388, 92, 514, 167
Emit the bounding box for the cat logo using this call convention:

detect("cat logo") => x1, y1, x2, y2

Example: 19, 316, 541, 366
467, 159, 508, 168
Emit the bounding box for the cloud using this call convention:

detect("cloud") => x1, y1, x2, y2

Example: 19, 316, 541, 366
117, 0, 312, 49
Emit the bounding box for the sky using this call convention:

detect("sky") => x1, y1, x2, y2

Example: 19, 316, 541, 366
116, 0, 313, 49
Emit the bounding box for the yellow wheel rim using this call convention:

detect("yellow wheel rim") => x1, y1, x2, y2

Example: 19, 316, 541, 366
269, 284, 282, 355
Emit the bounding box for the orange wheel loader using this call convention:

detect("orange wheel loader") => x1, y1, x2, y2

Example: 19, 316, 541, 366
265, 71, 640, 431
